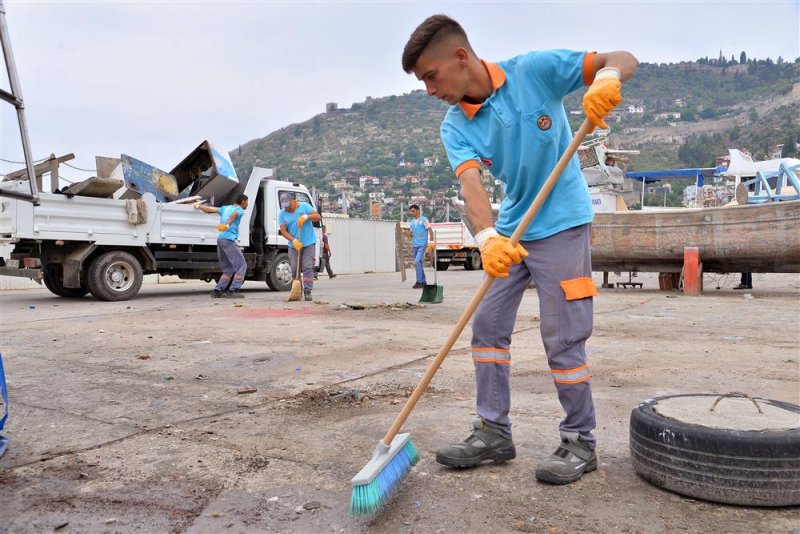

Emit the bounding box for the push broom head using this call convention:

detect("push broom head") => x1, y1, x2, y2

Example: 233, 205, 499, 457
349, 432, 419, 516
286, 279, 302, 302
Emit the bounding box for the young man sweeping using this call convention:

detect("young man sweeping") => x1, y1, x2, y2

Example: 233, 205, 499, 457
402, 15, 637, 484
278, 192, 321, 301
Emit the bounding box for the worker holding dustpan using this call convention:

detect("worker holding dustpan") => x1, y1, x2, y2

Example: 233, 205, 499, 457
408, 204, 434, 290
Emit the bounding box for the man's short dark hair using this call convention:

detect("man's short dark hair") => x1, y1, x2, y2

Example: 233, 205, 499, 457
236, 194, 248, 204
402, 14, 471, 73
409, 204, 420, 211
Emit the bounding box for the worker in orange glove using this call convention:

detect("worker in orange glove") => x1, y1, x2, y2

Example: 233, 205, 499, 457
403, 15, 637, 484
278, 192, 321, 301
194, 195, 250, 298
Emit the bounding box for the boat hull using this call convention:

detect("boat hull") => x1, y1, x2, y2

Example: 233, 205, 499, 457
590, 200, 800, 273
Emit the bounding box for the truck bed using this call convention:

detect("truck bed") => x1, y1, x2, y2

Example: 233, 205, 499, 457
0, 177, 258, 248
431, 221, 476, 250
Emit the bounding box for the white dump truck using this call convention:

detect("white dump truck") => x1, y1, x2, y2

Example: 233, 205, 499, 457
0, 160, 318, 301
430, 221, 481, 271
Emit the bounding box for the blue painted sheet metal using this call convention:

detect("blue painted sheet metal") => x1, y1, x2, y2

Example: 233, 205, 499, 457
208, 142, 236, 180
121, 155, 179, 202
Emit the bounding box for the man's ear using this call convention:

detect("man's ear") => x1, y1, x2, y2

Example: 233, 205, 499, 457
454, 47, 469, 64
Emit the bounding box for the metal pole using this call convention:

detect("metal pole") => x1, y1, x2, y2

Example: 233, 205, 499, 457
0, 0, 39, 203
640, 178, 645, 209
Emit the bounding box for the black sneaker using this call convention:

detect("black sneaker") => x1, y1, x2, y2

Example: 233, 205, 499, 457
211, 290, 223, 298
329, 274, 337, 279
224, 291, 245, 298
436, 420, 516, 468
304, 293, 313, 302
412, 282, 424, 289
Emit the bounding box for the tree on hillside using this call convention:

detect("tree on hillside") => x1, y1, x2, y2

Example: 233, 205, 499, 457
740, 51, 746, 64
782, 135, 798, 157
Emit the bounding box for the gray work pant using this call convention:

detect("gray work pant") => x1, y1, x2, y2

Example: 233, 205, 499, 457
215, 238, 247, 292
471, 224, 596, 447
288, 244, 315, 294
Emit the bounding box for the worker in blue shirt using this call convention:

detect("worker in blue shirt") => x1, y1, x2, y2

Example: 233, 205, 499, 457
279, 192, 321, 301
403, 14, 637, 485
409, 203, 435, 288
194, 194, 249, 298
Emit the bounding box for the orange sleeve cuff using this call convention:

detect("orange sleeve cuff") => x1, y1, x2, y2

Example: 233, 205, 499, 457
455, 160, 480, 177
560, 276, 598, 301
582, 51, 597, 86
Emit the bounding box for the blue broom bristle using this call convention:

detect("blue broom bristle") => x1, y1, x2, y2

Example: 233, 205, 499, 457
349, 440, 419, 516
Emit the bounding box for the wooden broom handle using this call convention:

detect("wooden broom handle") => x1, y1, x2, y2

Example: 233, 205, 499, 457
383, 120, 593, 446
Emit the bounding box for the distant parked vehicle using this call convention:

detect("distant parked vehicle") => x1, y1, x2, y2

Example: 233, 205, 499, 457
430, 221, 481, 271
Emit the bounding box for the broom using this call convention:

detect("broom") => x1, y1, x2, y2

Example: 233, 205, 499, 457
286, 248, 303, 302
349, 119, 593, 516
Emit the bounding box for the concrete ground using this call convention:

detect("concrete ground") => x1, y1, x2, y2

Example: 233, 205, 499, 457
0, 270, 798, 533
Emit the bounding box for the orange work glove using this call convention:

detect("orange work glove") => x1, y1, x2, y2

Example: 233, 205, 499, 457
427, 242, 436, 250
476, 229, 528, 278
297, 215, 308, 227
292, 239, 302, 251
216, 224, 229, 232
582, 67, 623, 131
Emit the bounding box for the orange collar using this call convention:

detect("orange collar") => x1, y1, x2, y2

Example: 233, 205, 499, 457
457, 60, 506, 120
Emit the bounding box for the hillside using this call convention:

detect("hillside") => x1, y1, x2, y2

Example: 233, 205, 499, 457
231, 58, 800, 218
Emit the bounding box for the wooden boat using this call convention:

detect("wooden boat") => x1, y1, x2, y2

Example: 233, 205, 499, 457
590, 200, 800, 273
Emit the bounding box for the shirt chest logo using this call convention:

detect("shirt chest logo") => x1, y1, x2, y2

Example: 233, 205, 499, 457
537, 115, 552, 131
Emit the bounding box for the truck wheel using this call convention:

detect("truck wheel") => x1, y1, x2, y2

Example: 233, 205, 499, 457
267, 252, 293, 291
43, 264, 89, 298
630, 393, 800, 506
435, 261, 450, 271
86, 251, 143, 301
465, 250, 482, 271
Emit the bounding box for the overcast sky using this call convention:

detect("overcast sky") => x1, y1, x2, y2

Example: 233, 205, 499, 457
1, 0, 798, 183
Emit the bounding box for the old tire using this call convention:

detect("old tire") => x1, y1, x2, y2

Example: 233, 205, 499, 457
465, 250, 482, 271
43, 264, 89, 298
630, 393, 800, 507
267, 252, 292, 292
435, 261, 450, 271
86, 251, 143, 301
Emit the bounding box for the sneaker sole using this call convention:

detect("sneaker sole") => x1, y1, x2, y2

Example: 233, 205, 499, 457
534, 456, 597, 485
436, 445, 516, 468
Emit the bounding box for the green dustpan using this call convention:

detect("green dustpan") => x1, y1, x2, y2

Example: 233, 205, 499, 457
419, 283, 443, 303
419, 243, 443, 304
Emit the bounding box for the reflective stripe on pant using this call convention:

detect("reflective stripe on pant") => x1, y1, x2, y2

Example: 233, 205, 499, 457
215, 238, 247, 292
471, 223, 596, 446
289, 245, 315, 293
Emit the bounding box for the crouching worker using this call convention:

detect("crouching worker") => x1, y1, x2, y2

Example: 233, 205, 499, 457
402, 14, 637, 484
194, 195, 249, 298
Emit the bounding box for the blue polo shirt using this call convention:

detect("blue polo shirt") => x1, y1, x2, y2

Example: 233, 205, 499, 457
441, 49, 595, 241
410, 215, 430, 246
218, 204, 245, 241
279, 202, 317, 246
